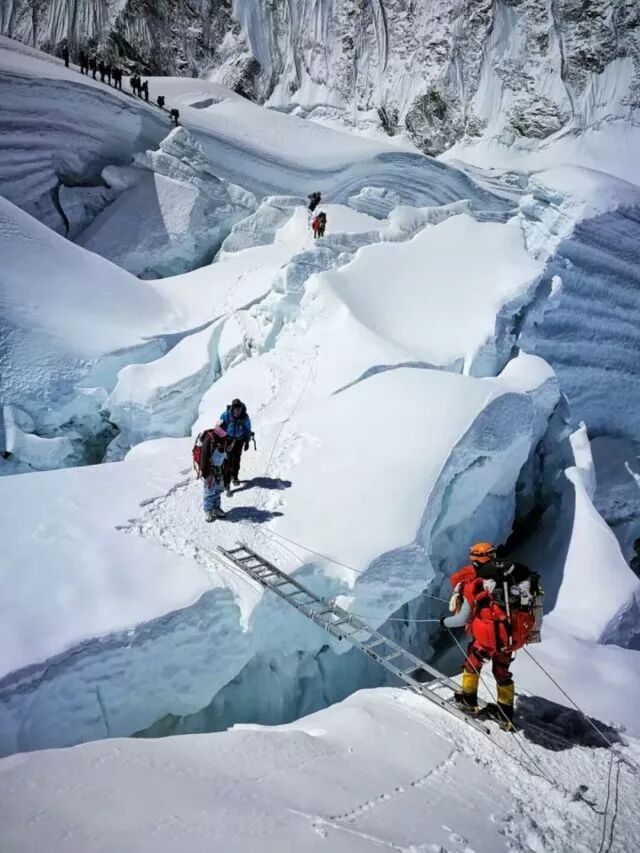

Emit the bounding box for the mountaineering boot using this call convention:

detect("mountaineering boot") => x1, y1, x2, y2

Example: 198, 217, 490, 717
226, 487, 233, 497
205, 510, 215, 523
213, 506, 226, 519
496, 682, 515, 731
454, 670, 480, 715
232, 477, 240, 486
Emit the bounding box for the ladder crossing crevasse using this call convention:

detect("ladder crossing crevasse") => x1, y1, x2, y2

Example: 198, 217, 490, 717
218, 542, 489, 734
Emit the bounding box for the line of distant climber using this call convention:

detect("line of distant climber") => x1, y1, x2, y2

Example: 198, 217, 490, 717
61, 45, 180, 125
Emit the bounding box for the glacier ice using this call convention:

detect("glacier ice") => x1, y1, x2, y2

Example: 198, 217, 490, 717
78, 128, 257, 278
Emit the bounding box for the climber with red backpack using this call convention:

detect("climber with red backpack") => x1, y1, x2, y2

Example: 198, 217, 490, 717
192, 425, 229, 522
441, 542, 543, 730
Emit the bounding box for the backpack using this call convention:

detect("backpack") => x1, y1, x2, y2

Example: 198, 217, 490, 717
482, 560, 544, 649
192, 428, 224, 479
448, 559, 543, 649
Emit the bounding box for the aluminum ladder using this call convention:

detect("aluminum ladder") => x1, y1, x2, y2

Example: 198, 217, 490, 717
218, 542, 489, 733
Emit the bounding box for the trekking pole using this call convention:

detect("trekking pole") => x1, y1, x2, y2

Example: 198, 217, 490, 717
251, 432, 257, 451
503, 579, 513, 647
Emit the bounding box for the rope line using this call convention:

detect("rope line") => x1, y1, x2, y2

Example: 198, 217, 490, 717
524, 646, 639, 772
260, 526, 449, 603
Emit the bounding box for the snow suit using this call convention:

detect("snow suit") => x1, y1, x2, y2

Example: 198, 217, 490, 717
219, 405, 252, 487
203, 448, 227, 512
443, 559, 535, 724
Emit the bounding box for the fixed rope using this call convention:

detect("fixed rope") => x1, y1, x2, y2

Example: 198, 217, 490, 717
522, 647, 639, 775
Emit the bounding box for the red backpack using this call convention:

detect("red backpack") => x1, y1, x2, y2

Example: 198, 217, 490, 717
192, 427, 226, 479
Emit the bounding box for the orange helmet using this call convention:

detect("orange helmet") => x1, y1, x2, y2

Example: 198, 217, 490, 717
469, 542, 496, 564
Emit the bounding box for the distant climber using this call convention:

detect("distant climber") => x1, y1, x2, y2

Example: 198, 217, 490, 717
157, 95, 166, 110
141, 80, 149, 102
106, 64, 113, 86
90, 55, 97, 79
441, 542, 542, 731
113, 67, 122, 90
312, 210, 327, 238
169, 108, 180, 126
62, 45, 70, 68
193, 426, 228, 522
218, 399, 252, 496
79, 51, 88, 74
98, 60, 106, 83
308, 191, 322, 213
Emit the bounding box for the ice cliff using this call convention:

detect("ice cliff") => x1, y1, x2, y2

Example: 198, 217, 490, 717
2, 1, 639, 155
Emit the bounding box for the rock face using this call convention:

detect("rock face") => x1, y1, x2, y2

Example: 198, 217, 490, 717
2, 0, 639, 154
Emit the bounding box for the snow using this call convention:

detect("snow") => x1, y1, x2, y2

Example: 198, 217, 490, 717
549, 428, 640, 646
0, 195, 174, 417
1, 32, 640, 849
0, 347, 560, 755
516, 167, 640, 442
0, 37, 169, 232
77, 128, 257, 278
315, 213, 542, 373
1, 687, 639, 853
0, 455, 212, 679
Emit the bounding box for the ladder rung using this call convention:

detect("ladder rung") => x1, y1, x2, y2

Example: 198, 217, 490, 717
363, 638, 386, 650
284, 590, 313, 601
402, 666, 420, 676
331, 616, 352, 627
383, 650, 405, 663
312, 607, 336, 617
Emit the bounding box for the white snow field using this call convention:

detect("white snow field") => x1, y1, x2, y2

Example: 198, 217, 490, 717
2, 34, 640, 853
2, 687, 640, 853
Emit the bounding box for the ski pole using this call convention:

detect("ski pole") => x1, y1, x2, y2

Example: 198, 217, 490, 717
252, 432, 257, 451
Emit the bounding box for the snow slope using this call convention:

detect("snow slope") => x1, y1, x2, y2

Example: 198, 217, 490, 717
0, 36, 168, 233
1, 687, 639, 853
0, 195, 172, 408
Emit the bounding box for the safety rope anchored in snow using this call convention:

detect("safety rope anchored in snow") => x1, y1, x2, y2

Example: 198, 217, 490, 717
447, 630, 638, 853
522, 647, 640, 775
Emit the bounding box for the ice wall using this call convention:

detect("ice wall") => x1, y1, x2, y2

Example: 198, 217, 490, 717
0, 53, 167, 232
517, 169, 640, 442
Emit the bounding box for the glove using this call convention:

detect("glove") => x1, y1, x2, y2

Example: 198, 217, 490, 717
244, 441, 250, 451
439, 616, 447, 628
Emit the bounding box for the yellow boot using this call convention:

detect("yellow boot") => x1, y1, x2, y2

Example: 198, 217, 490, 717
454, 671, 480, 715
496, 682, 515, 731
